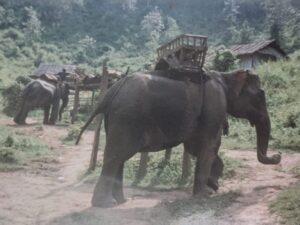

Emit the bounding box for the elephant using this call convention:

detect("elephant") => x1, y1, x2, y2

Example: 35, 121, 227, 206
76, 69, 281, 207
14, 79, 69, 125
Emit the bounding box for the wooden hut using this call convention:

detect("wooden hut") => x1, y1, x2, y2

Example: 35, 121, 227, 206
231, 40, 287, 69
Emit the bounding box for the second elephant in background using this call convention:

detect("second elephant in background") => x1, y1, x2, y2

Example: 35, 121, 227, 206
14, 79, 69, 125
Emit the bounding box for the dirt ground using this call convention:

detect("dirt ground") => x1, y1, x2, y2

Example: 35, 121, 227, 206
0, 118, 300, 225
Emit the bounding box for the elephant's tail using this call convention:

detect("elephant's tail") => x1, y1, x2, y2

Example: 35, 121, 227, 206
75, 76, 129, 145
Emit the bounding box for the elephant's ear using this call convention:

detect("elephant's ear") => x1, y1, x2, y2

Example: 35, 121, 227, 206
228, 70, 248, 96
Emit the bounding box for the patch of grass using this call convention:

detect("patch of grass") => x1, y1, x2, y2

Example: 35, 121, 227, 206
82, 145, 243, 190
220, 151, 244, 179
62, 124, 82, 144
0, 125, 51, 171
270, 182, 300, 225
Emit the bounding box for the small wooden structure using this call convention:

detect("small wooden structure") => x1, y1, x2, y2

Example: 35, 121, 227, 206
231, 39, 287, 69
155, 34, 208, 71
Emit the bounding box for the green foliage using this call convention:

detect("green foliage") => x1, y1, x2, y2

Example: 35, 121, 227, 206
23, 7, 42, 41
124, 147, 243, 188
257, 52, 300, 150
15, 75, 31, 85
0, 147, 16, 163
141, 7, 165, 42
0, 125, 50, 170
212, 47, 236, 72
63, 125, 81, 143
1, 82, 23, 116
270, 182, 300, 225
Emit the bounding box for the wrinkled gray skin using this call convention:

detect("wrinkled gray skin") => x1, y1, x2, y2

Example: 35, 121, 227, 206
77, 69, 281, 207
14, 79, 69, 125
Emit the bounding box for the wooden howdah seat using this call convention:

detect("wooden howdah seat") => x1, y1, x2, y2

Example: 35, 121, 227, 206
154, 34, 209, 83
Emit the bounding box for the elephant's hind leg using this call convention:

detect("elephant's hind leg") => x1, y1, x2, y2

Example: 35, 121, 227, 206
91, 127, 141, 207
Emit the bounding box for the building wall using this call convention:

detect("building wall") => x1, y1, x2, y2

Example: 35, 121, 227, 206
237, 47, 284, 70
237, 55, 253, 69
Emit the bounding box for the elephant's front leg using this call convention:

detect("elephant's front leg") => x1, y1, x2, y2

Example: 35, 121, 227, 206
193, 149, 216, 195
185, 135, 219, 196
207, 154, 224, 191
43, 105, 51, 124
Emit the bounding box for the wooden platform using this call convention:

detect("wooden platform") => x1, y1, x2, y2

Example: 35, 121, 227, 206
156, 34, 208, 71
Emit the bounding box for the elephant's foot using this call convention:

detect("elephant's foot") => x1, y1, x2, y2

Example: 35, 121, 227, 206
113, 192, 127, 205
14, 117, 26, 125
207, 177, 219, 191
91, 195, 117, 208
193, 185, 214, 197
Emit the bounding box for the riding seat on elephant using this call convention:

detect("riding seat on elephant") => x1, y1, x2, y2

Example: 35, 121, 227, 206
14, 79, 69, 125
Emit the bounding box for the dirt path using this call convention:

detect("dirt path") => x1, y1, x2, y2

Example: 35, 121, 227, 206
0, 118, 299, 225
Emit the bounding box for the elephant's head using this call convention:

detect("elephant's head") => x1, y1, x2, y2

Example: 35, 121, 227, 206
223, 70, 281, 165
59, 83, 70, 121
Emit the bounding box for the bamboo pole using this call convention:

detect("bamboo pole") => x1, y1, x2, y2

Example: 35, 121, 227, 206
71, 82, 80, 124
88, 61, 109, 171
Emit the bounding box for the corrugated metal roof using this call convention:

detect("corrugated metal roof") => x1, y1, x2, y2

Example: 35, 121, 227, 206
33, 64, 77, 77
231, 39, 286, 57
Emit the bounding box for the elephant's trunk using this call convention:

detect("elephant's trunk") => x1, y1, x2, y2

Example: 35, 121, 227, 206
255, 115, 281, 164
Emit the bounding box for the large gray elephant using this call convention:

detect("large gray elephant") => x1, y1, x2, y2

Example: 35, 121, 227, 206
14, 79, 69, 125
76, 69, 281, 207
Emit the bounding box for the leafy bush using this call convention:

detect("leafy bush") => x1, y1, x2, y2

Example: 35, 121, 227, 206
0, 147, 16, 163
63, 125, 81, 142
1, 82, 23, 116
211, 47, 237, 72
15, 75, 31, 85
0, 125, 50, 170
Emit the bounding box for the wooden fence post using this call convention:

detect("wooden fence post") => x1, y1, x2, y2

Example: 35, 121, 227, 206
88, 61, 109, 171
181, 149, 192, 183
71, 82, 80, 124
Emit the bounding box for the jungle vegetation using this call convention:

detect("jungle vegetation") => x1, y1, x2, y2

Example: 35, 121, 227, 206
0, 1, 299, 222
0, 0, 299, 150
0, 0, 299, 82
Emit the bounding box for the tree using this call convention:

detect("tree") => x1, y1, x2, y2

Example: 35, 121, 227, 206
238, 21, 255, 44
23, 7, 42, 41
263, 0, 300, 49
161, 16, 181, 42
141, 7, 165, 42
212, 47, 236, 72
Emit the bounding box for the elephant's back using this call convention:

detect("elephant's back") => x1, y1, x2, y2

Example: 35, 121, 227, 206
24, 80, 56, 100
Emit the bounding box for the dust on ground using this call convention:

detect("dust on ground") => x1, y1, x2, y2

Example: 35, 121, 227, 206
0, 118, 299, 225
